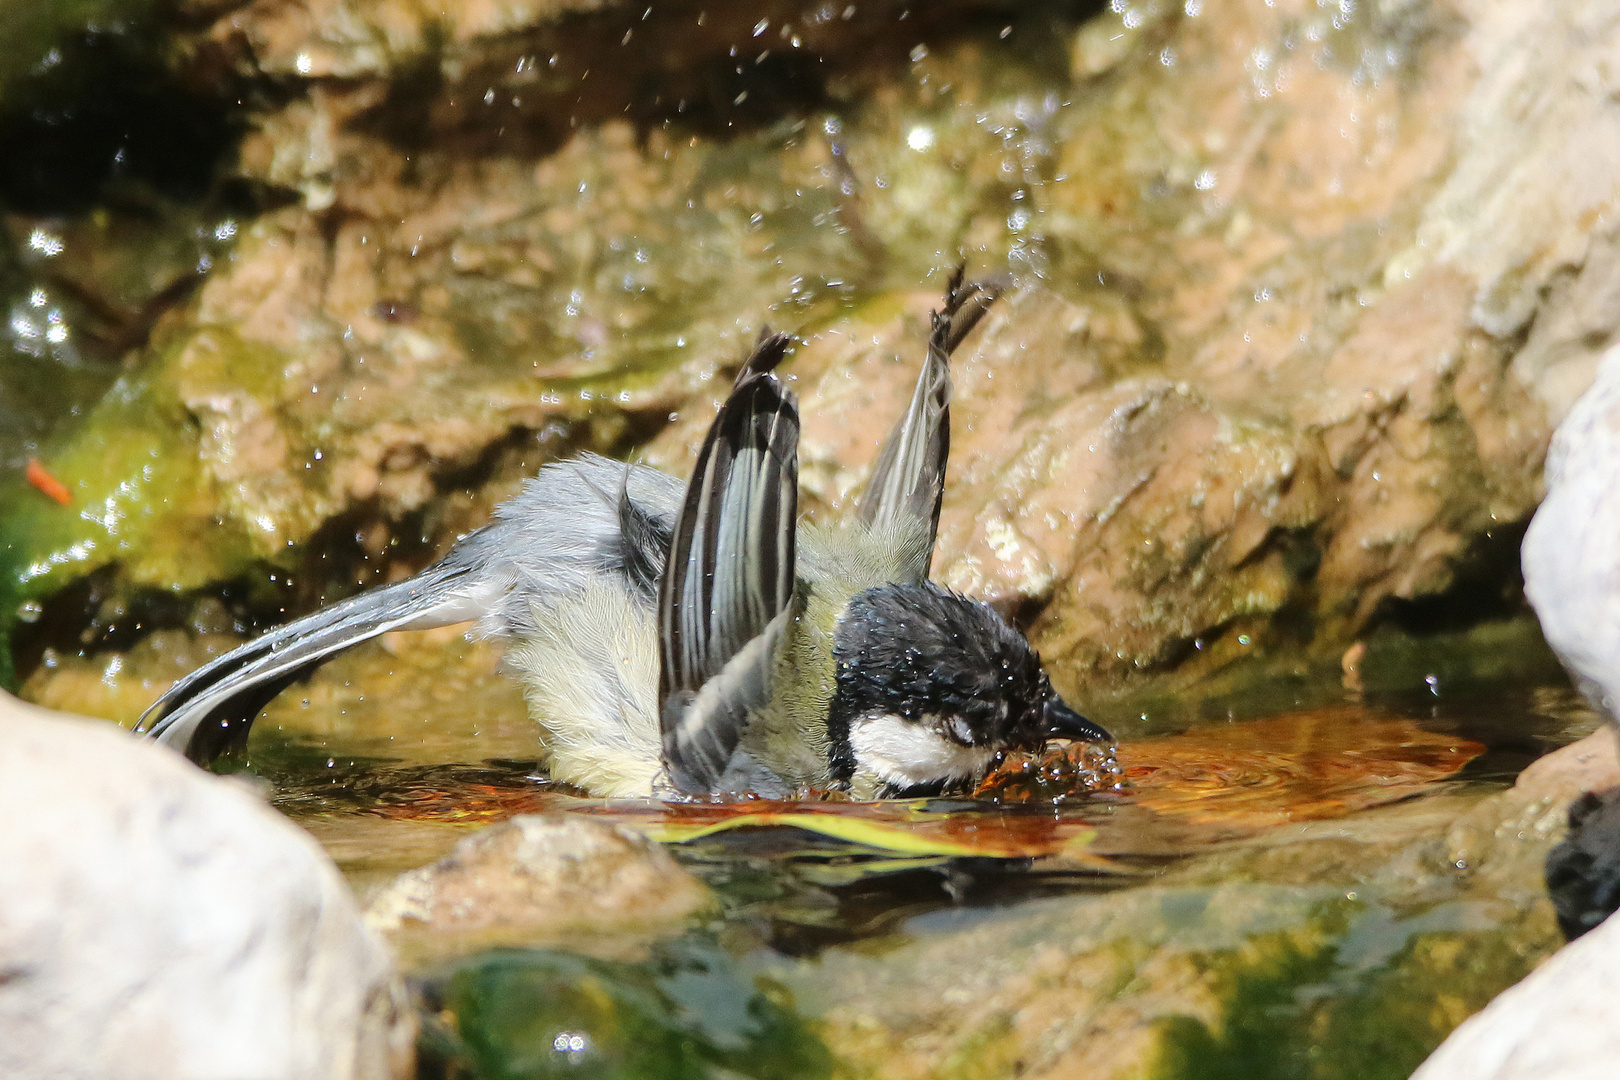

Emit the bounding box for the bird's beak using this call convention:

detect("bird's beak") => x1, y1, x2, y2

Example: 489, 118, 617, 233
1043, 698, 1114, 745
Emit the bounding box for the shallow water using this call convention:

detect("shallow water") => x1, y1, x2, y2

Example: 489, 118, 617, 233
22, 603, 1586, 1074
183, 617, 1591, 1079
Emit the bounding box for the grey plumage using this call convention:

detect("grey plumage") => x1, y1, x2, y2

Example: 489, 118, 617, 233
137, 454, 682, 765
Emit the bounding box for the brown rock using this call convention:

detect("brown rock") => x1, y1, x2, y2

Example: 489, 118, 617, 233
23, 0, 1620, 710
632, 0, 1620, 697
365, 813, 713, 962
648, 269, 1543, 696
1513, 727, 1620, 805
1444, 726, 1620, 878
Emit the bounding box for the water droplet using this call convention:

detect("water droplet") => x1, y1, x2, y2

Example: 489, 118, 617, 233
27, 229, 63, 257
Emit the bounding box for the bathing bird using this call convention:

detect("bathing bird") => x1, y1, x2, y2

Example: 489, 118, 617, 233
137, 270, 1112, 798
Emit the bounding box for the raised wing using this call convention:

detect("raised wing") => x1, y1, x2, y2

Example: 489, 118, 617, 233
659, 332, 800, 794
856, 267, 1004, 556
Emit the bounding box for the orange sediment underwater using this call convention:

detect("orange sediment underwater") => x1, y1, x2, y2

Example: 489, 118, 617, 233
303, 706, 1482, 864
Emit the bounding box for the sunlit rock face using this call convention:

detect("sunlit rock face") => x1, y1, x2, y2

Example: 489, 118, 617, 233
0, 692, 414, 1080
8, 0, 1620, 703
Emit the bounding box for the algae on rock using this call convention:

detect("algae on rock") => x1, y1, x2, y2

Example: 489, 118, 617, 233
10, 0, 1620, 715
772, 790, 1562, 1080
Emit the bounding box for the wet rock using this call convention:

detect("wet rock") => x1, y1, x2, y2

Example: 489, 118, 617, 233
365, 813, 714, 963
188, 0, 1032, 129
12, 0, 1620, 707
1545, 787, 1620, 941
0, 7, 249, 487
650, 272, 1544, 697
419, 940, 834, 1080
1462, 723, 1620, 943
1444, 727, 1620, 879
757, 727, 1594, 1079
1410, 900, 1620, 1080
0, 690, 414, 1080
772, 791, 1561, 1080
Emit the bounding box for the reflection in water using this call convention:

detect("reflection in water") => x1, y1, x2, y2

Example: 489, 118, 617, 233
266, 705, 1484, 850
258, 697, 1502, 961
1120, 709, 1485, 831
324, 688, 1562, 1080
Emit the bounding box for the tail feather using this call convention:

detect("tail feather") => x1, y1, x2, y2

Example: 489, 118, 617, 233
136, 560, 485, 764
133, 453, 684, 768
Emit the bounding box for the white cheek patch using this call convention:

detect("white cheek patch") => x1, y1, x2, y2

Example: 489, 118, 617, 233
850, 713, 996, 789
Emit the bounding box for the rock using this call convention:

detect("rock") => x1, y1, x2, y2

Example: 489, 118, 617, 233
365, 813, 713, 963
1409, 902, 1620, 1080
419, 939, 834, 1080
1523, 340, 1620, 723
13, 0, 1620, 706
1512, 727, 1620, 806
1520, 335, 1620, 938
1546, 787, 1620, 940
0, 690, 414, 1080
1388, 727, 1620, 1079
1442, 727, 1620, 881
769, 791, 1561, 1080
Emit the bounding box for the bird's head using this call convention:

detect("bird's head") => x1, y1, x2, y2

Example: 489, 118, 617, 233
826, 581, 1112, 797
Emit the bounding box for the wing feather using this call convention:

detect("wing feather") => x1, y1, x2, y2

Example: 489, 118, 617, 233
659, 332, 800, 794
856, 267, 1005, 565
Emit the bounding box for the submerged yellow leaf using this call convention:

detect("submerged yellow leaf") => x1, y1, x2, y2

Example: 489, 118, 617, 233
634, 808, 1102, 860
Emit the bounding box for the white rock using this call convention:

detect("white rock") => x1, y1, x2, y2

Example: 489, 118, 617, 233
0, 691, 414, 1080
1522, 339, 1620, 723
1470, 337, 1620, 1080
1411, 904, 1620, 1080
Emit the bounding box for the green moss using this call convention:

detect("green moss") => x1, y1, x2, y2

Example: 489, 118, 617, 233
424, 942, 834, 1080
0, 354, 261, 687
1150, 905, 1351, 1080
935, 1015, 1020, 1080
1149, 901, 1554, 1080
1309, 921, 1554, 1080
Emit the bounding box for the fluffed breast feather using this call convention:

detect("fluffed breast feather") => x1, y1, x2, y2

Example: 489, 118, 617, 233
503, 579, 663, 798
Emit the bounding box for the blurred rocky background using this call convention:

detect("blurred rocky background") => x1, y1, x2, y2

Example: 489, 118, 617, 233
6, 0, 1618, 720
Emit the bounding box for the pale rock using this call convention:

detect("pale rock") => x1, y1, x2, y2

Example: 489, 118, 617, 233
0, 692, 414, 1080
1523, 341, 1620, 723
365, 812, 713, 963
